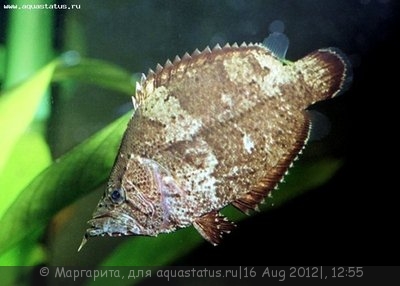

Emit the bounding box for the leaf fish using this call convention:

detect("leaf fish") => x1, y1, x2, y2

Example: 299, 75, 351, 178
78, 33, 351, 251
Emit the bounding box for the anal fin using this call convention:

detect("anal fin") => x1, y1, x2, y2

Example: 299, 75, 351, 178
193, 211, 236, 246
232, 187, 267, 214
233, 112, 311, 214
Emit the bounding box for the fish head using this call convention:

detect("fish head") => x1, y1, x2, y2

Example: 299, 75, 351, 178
78, 155, 184, 251
87, 186, 144, 235
78, 187, 148, 251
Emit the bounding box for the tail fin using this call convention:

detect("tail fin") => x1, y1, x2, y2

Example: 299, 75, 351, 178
294, 48, 352, 106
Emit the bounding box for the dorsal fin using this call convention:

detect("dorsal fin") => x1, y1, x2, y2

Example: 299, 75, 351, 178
164, 59, 173, 68
191, 48, 201, 56
148, 68, 155, 76
173, 55, 181, 64
212, 43, 222, 51
182, 52, 191, 60
137, 40, 273, 105
202, 46, 212, 54
155, 63, 163, 73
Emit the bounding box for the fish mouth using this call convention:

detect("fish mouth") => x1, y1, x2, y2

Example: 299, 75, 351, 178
78, 215, 128, 252
78, 227, 134, 252
92, 213, 113, 220
78, 210, 138, 252
87, 211, 144, 237
90, 211, 132, 224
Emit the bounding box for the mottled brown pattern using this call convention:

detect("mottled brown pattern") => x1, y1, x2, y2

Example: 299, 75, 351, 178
79, 42, 350, 250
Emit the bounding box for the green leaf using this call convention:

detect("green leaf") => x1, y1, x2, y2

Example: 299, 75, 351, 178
0, 230, 46, 285
0, 60, 58, 174
0, 229, 46, 266
53, 57, 136, 96
0, 45, 5, 81
0, 130, 52, 218
0, 113, 131, 258
3, 0, 54, 89
101, 226, 202, 267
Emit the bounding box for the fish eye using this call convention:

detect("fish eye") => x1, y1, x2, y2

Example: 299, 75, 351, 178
110, 188, 125, 204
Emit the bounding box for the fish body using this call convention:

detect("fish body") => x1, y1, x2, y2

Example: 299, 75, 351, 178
79, 41, 350, 250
